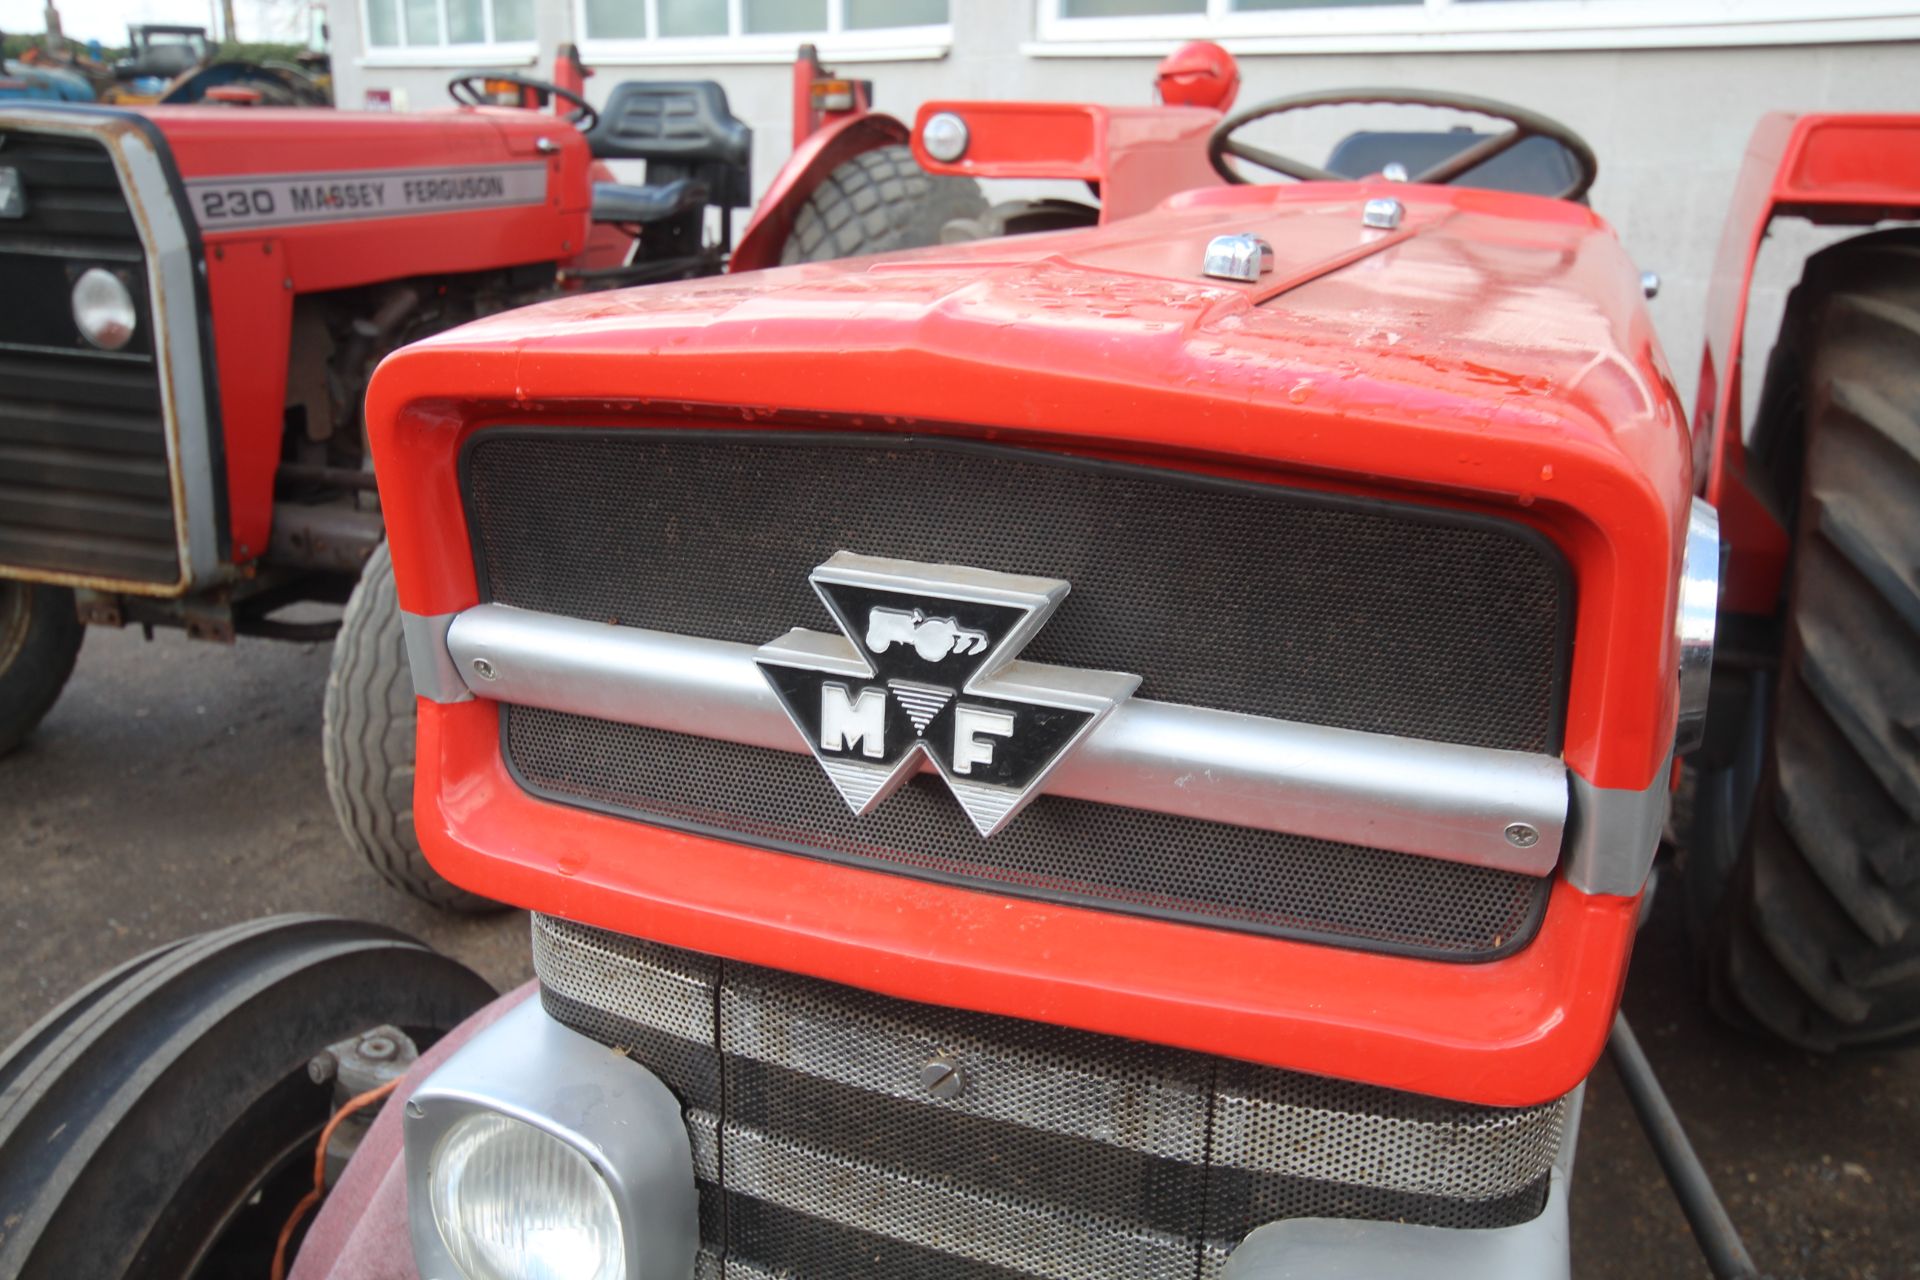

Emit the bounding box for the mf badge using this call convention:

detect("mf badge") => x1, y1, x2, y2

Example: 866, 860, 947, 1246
754, 552, 1139, 836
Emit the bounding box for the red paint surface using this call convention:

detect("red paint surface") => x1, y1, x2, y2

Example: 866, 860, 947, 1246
369, 179, 1686, 1105
139, 105, 595, 566
911, 101, 1224, 223
1697, 113, 1920, 613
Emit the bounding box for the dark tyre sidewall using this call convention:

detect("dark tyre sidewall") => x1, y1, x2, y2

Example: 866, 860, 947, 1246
0, 580, 84, 758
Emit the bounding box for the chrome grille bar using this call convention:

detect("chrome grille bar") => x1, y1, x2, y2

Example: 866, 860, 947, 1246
430, 603, 1566, 874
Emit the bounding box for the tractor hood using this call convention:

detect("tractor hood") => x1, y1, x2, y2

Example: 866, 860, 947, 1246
405, 179, 1680, 481
374, 178, 1691, 794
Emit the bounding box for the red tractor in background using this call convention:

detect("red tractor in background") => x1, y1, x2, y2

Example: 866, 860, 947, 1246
1681, 113, 1920, 1051
0, 47, 985, 907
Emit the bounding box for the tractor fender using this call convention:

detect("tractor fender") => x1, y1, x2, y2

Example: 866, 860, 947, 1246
730, 111, 909, 273
1696, 111, 1920, 614
289, 983, 536, 1280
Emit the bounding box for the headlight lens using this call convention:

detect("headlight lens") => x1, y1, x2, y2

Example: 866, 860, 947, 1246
429, 1111, 625, 1280
71, 267, 137, 351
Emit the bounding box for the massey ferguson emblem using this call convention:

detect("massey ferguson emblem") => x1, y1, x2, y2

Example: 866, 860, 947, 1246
754, 553, 1140, 837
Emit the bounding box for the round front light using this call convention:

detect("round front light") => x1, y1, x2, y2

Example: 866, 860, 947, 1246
921, 111, 969, 163
71, 267, 137, 351
429, 1111, 625, 1280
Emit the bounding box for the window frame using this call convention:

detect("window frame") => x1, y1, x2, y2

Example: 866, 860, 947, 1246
359, 0, 539, 64
1032, 0, 1920, 55
576, 0, 953, 65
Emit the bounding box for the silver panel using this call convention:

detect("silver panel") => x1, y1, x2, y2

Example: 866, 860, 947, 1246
403, 996, 700, 1280
717, 970, 1209, 1161
438, 602, 1568, 875
1210, 1084, 1565, 1200
722, 1123, 1200, 1280
1563, 756, 1672, 897
399, 610, 470, 704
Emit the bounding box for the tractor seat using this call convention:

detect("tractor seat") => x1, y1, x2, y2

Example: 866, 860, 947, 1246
585, 80, 751, 168
590, 177, 709, 225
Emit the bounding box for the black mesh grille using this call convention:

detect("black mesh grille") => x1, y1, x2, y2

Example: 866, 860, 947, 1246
532, 915, 1567, 1279
469, 430, 1566, 960
462, 431, 1569, 752
0, 127, 177, 585
506, 706, 1548, 957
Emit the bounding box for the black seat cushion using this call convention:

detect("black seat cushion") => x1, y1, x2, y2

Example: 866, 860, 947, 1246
1325, 129, 1582, 198
586, 80, 751, 167
590, 178, 709, 225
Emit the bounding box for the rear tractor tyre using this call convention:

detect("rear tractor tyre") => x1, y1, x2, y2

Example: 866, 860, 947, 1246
0, 579, 83, 757
780, 143, 987, 264
1687, 229, 1920, 1050
0, 914, 494, 1280
324, 542, 500, 913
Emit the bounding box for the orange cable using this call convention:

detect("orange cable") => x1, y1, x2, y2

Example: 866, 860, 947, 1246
270, 1077, 403, 1280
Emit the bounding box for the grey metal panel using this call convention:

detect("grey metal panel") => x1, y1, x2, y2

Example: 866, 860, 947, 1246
399, 610, 471, 704
436, 603, 1569, 875
403, 997, 700, 1280
1563, 756, 1672, 897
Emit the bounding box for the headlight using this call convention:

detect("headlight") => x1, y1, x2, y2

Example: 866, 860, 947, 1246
429, 1111, 625, 1280
71, 267, 137, 351
921, 111, 969, 163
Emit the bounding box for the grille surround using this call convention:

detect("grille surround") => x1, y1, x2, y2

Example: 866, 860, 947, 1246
532, 914, 1568, 1280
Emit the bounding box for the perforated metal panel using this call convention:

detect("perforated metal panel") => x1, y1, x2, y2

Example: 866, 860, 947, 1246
532, 915, 1569, 1280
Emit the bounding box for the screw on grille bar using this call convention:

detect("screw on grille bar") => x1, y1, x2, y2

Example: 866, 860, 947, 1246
436, 603, 1570, 876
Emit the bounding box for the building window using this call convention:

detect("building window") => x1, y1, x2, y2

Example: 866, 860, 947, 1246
365, 0, 536, 47
1036, 0, 1920, 53
580, 0, 951, 58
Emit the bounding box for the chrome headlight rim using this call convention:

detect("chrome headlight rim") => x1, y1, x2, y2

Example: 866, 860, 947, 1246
404, 997, 699, 1280
1674, 497, 1720, 756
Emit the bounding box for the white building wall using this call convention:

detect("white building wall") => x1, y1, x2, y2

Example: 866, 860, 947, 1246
332, 0, 1920, 413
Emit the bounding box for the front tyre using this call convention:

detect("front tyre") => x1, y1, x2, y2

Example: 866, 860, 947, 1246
1688, 230, 1920, 1050
323, 543, 499, 913
0, 580, 83, 757
0, 915, 494, 1279
780, 143, 986, 264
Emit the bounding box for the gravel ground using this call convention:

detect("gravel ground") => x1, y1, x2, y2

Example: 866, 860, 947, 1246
2, 622, 1914, 1277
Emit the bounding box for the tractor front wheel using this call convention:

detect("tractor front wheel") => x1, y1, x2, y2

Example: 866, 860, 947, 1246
0, 915, 493, 1279
1687, 229, 1920, 1050
0, 579, 83, 757
324, 543, 500, 913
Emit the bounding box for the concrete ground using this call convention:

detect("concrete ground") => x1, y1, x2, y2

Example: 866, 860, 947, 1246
1, 622, 1914, 1278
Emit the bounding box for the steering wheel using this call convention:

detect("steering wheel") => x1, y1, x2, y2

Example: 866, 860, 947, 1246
1207, 87, 1597, 202
448, 71, 597, 132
